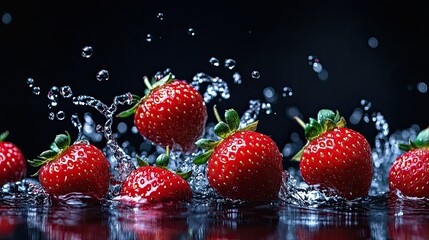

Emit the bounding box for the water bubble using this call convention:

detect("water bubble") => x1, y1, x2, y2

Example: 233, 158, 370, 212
96, 70, 109, 81
156, 12, 164, 20
56, 111, 65, 120
26, 78, 34, 87
368, 37, 379, 48
417, 82, 428, 93
146, 34, 153, 42
232, 72, 242, 84
32, 86, 40, 95
188, 28, 195, 36
50, 101, 58, 107
209, 57, 220, 66
224, 59, 236, 70
131, 126, 139, 134
251, 71, 260, 79
81, 46, 93, 58
282, 86, 293, 97
2, 12, 12, 25
48, 112, 55, 120
60, 86, 73, 98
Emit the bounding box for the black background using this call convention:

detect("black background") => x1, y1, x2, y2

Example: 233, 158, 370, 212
1, 1, 428, 175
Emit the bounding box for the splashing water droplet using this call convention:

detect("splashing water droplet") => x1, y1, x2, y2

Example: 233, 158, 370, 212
368, 37, 379, 48
48, 112, 55, 120
190, 73, 230, 103
157, 12, 164, 20
146, 34, 153, 42
32, 86, 40, 95
188, 28, 195, 36
263, 87, 277, 103
56, 111, 65, 120
209, 57, 220, 67
96, 70, 109, 81
81, 46, 93, 58
251, 71, 260, 79
261, 102, 272, 114
312, 63, 323, 73
27, 78, 34, 87
224, 59, 236, 70
282, 86, 293, 97
60, 86, 73, 98
96, 124, 104, 133
233, 72, 242, 84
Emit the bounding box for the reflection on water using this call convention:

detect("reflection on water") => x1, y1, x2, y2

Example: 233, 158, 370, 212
1, 195, 429, 239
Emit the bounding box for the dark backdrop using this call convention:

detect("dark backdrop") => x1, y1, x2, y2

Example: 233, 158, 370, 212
1, 1, 428, 175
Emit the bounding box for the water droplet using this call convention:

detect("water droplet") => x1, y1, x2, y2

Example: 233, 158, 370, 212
312, 63, 323, 73
263, 87, 277, 103
282, 86, 293, 97
48, 112, 55, 120
417, 82, 428, 93
233, 72, 242, 84
146, 34, 153, 42
251, 71, 260, 79
188, 28, 195, 36
209, 57, 220, 67
261, 102, 272, 114
368, 37, 379, 48
318, 69, 329, 81
2, 12, 12, 25
27, 78, 34, 87
349, 108, 363, 125
96, 70, 109, 81
96, 124, 104, 133
56, 111, 65, 120
224, 59, 236, 70
60, 86, 73, 98
117, 122, 128, 134
81, 46, 93, 58
32, 86, 41, 95
157, 13, 164, 20
360, 99, 372, 111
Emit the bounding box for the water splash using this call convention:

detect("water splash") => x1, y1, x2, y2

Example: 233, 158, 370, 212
251, 71, 260, 79
96, 70, 110, 81
81, 46, 93, 58
190, 72, 230, 102
308, 55, 328, 81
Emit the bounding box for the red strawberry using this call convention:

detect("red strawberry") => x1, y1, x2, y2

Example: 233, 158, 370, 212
28, 131, 111, 201
194, 107, 283, 202
0, 131, 27, 186
120, 149, 192, 204
389, 127, 429, 197
293, 109, 373, 200
118, 73, 207, 154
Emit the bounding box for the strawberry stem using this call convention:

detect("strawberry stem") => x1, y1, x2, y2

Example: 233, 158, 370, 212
293, 116, 306, 128
213, 105, 222, 123
144, 76, 153, 90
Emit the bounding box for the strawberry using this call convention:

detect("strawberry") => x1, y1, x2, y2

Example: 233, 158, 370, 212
0, 131, 27, 186
388, 127, 429, 198
118, 73, 207, 154
194, 107, 283, 202
293, 109, 373, 200
120, 148, 192, 204
28, 131, 111, 201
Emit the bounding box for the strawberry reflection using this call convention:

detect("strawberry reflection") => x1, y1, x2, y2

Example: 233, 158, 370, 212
293, 207, 371, 240
37, 205, 109, 240
0, 206, 23, 239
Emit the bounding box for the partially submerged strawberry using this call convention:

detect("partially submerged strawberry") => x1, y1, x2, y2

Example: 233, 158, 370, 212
28, 131, 111, 201
389, 127, 429, 198
120, 147, 192, 204
0, 131, 27, 186
118, 73, 207, 154
194, 107, 283, 202
293, 109, 373, 200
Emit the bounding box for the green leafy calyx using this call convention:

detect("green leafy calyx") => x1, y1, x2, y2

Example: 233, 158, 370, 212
0, 131, 9, 142
193, 106, 259, 165
117, 73, 174, 118
292, 109, 347, 161
398, 127, 429, 151
27, 131, 72, 176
